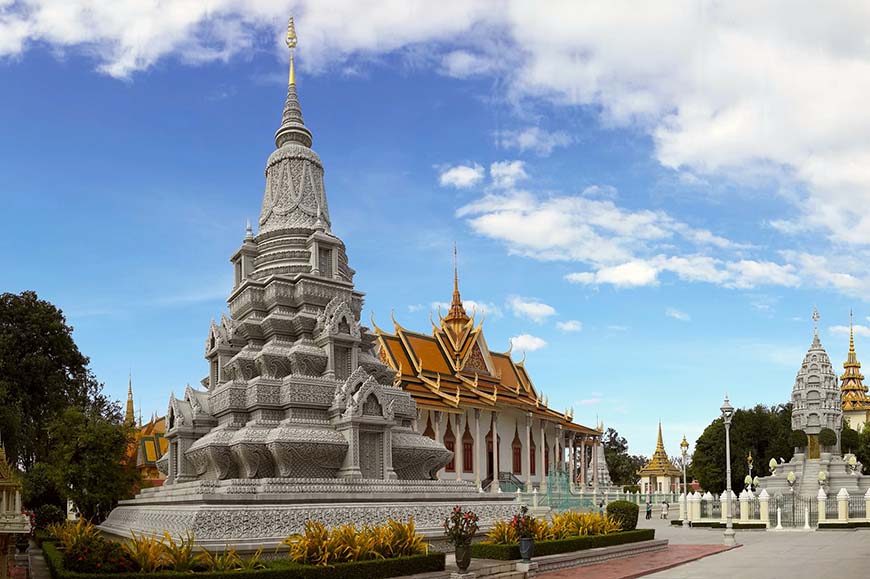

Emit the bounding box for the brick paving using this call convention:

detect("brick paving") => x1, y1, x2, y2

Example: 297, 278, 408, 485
537, 544, 735, 579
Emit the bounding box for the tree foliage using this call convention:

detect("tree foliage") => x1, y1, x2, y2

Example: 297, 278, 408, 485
691, 404, 794, 494
0, 291, 139, 519
602, 428, 648, 486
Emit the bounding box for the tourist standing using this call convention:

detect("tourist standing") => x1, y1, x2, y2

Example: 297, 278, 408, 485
661, 501, 669, 519
645, 501, 652, 520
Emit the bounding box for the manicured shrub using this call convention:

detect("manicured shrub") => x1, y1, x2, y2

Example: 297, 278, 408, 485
34, 504, 65, 529
485, 511, 621, 545
819, 428, 837, 447
622, 485, 641, 494
471, 529, 655, 560
790, 430, 808, 448
606, 501, 638, 531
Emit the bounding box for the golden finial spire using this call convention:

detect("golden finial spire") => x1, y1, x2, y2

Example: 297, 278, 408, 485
125, 371, 135, 427
453, 242, 458, 295
656, 421, 664, 453
850, 308, 855, 352
286, 16, 297, 86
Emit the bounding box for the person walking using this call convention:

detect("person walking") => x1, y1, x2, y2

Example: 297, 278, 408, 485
661, 501, 669, 519
645, 501, 652, 520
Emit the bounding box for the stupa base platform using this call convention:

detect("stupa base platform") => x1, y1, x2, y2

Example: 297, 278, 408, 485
100, 477, 518, 552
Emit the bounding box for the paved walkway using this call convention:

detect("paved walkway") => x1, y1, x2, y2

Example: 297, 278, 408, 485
538, 544, 733, 579
634, 518, 870, 579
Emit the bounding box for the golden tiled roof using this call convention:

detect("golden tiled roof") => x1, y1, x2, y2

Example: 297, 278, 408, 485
841, 316, 870, 412
373, 273, 598, 435
637, 422, 682, 478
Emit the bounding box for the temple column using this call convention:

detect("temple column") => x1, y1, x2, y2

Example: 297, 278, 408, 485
555, 424, 563, 470
491, 411, 500, 494
474, 409, 482, 490
539, 420, 547, 492
569, 434, 576, 491
592, 436, 599, 491
455, 413, 464, 481
433, 411, 442, 480
523, 412, 532, 492
580, 436, 587, 489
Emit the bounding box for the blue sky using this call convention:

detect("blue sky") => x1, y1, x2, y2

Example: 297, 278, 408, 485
3, 2, 870, 458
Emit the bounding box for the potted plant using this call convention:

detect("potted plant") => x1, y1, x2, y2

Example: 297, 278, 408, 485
444, 506, 478, 572
510, 506, 536, 563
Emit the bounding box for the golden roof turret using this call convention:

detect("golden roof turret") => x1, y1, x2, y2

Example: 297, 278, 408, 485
841, 309, 870, 411
125, 372, 135, 427
637, 422, 682, 478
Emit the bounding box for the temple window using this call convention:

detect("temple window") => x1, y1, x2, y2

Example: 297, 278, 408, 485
512, 428, 522, 474
423, 416, 435, 440
334, 345, 351, 380
462, 422, 474, 472
544, 444, 550, 476
319, 248, 333, 277
234, 261, 241, 287
444, 419, 456, 472
530, 437, 536, 476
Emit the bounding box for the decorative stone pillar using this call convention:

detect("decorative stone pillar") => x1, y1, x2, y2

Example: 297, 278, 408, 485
433, 411, 442, 480
837, 488, 849, 521
679, 492, 686, 520
523, 412, 532, 492
687, 491, 699, 523
491, 411, 500, 494
592, 436, 599, 491
818, 488, 827, 522
539, 420, 547, 492
865, 487, 870, 519
720, 490, 730, 521
759, 488, 770, 525
474, 409, 482, 490
568, 434, 576, 491
739, 489, 751, 521
580, 437, 587, 489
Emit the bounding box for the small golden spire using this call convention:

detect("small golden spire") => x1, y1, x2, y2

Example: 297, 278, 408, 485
655, 421, 665, 453
286, 16, 297, 86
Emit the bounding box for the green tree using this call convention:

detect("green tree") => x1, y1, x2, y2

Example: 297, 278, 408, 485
0, 291, 110, 469
602, 428, 648, 486
46, 407, 140, 522
691, 404, 794, 494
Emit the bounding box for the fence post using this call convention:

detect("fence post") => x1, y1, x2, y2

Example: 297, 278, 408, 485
817, 488, 827, 523
739, 489, 751, 521
865, 488, 870, 519
759, 488, 770, 525
679, 492, 686, 521
720, 490, 729, 522
837, 488, 849, 522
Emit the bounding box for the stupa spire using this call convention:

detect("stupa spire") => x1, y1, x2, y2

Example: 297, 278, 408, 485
274, 16, 312, 149
841, 308, 870, 410
125, 372, 135, 427
655, 421, 665, 453
445, 243, 469, 324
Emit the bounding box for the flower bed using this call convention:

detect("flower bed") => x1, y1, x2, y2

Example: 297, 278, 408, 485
818, 521, 870, 529
470, 529, 655, 561
42, 542, 445, 579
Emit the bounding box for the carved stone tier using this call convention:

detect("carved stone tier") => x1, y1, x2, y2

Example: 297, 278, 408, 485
101, 478, 517, 552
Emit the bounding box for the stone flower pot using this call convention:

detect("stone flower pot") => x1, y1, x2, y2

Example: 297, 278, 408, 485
455, 543, 472, 572
519, 537, 534, 562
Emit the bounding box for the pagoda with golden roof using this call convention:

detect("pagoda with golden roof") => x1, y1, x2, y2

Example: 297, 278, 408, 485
637, 422, 682, 494
842, 311, 870, 432
374, 253, 600, 492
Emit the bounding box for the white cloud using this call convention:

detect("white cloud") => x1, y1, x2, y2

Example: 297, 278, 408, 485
830, 324, 870, 337
8, 2, 870, 252
438, 163, 484, 188
665, 307, 690, 322
556, 320, 583, 332
566, 261, 658, 288
495, 127, 572, 156
490, 161, 528, 189
509, 334, 547, 352
576, 397, 602, 406
407, 304, 424, 312
507, 296, 556, 323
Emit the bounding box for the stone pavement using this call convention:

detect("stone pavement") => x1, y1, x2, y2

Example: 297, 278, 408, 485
639, 517, 870, 579
537, 544, 732, 579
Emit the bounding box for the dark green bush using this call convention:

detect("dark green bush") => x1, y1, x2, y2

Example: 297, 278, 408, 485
606, 501, 639, 531
470, 529, 654, 560
35, 504, 66, 529
42, 542, 445, 579
841, 427, 860, 454
790, 430, 808, 448
622, 485, 640, 494
819, 428, 837, 447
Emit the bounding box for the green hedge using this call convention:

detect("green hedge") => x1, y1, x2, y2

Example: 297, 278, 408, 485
689, 522, 766, 529
818, 521, 870, 529
42, 542, 444, 579
470, 529, 655, 561
606, 501, 639, 531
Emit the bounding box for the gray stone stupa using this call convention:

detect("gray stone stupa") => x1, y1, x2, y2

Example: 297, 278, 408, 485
759, 309, 870, 498
100, 18, 514, 550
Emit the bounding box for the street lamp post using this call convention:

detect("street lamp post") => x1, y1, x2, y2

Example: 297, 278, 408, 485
681, 435, 690, 527
721, 395, 737, 547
